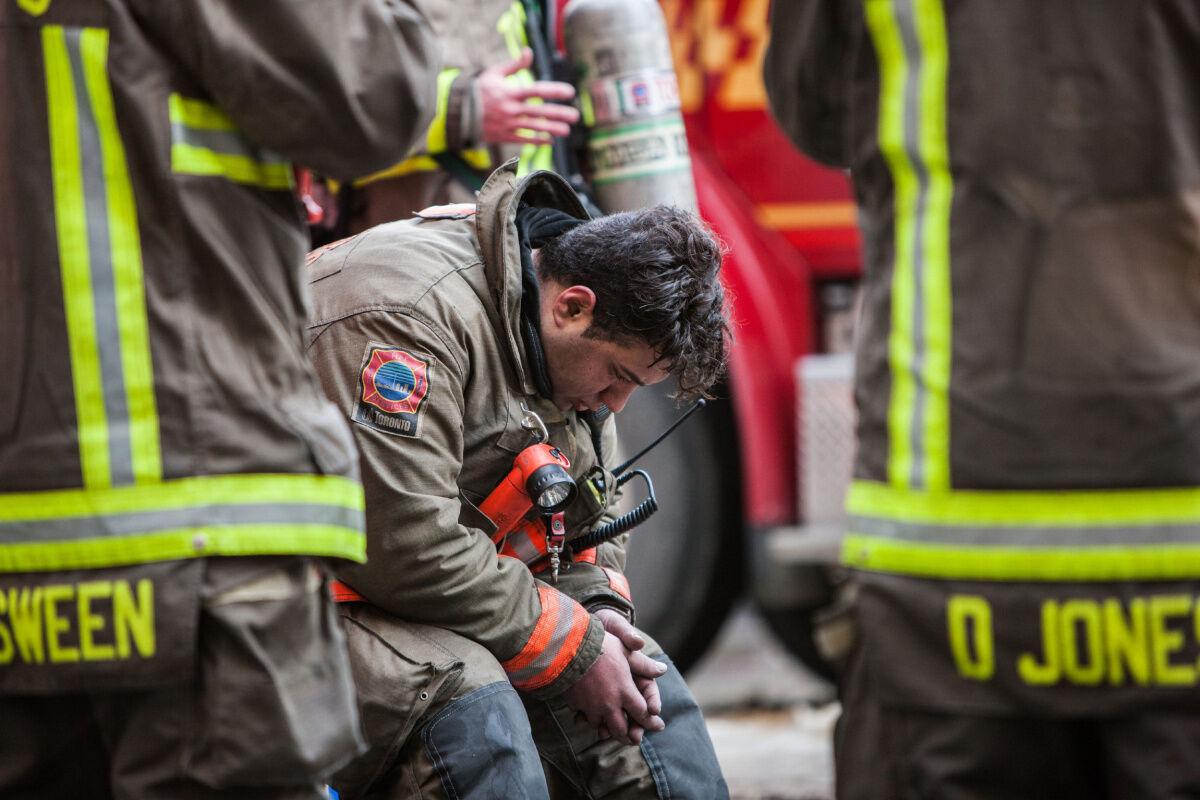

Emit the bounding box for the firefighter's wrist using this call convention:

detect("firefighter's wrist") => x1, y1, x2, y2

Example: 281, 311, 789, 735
529, 614, 605, 699
586, 600, 634, 625
451, 71, 483, 150
583, 597, 638, 628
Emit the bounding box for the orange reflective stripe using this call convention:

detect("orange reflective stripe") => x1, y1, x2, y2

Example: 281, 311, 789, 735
498, 523, 547, 564
503, 585, 562, 673
538, 600, 590, 689
574, 547, 598, 564
502, 585, 591, 691
602, 567, 632, 602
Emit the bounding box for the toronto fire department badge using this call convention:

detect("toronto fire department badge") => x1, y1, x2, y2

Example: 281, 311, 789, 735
354, 345, 431, 437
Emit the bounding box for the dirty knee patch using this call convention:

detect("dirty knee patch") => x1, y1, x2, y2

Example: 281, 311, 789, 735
420, 682, 546, 799
354, 343, 432, 438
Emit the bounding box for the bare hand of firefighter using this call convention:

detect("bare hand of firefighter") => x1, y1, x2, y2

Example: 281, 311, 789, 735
477, 48, 580, 145
563, 609, 667, 745
595, 607, 665, 721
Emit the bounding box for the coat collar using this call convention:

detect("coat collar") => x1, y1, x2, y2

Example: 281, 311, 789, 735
473, 160, 590, 400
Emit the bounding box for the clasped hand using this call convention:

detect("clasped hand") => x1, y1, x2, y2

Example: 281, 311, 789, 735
562, 608, 668, 746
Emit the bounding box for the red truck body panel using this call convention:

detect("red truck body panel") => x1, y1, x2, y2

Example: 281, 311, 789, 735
666, 0, 861, 525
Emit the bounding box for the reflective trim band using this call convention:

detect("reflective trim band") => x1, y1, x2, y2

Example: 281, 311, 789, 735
502, 528, 544, 565
168, 93, 292, 189
82, 30, 160, 486
865, 0, 953, 491
2, 501, 361, 542
516, 141, 553, 178
0, 525, 365, 573
843, 534, 1200, 582
168, 94, 237, 132
845, 480, 1200, 580
171, 144, 292, 189
848, 480, 1200, 527
496, 0, 529, 59
0, 473, 364, 520
352, 148, 492, 187
425, 68, 461, 154
43, 26, 161, 489
0, 473, 366, 571
602, 567, 632, 603
502, 585, 591, 691
493, 1, 548, 178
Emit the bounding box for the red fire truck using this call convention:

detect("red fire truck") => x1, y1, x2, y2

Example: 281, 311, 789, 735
607, 0, 863, 676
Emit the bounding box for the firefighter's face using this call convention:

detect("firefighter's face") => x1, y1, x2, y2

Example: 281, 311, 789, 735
539, 282, 670, 414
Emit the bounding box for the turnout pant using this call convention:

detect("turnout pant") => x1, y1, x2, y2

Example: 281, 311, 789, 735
835, 575, 1200, 800
0, 557, 363, 799
332, 603, 729, 799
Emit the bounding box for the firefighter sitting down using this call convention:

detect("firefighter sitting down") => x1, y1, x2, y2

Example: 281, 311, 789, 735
305, 161, 732, 799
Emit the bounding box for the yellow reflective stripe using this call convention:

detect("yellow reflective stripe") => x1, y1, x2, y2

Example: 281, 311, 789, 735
496, 0, 544, 176
167, 93, 236, 132
865, 0, 953, 490
848, 480, 1200, 527
579, 88, 596, 128
462, 149, 493, 170
0, 473, 364, 522
914, 0, 952, 490
496, 0, 529, 59
865, 1, 918, 489
81, 28, 161, 484
517, 142, 553, 177
168, 93, 292, 189
44, 25, 111, 488
352, 148, 493, 187
0, 525, 366, 572
843, 533, 1200, 582
425, 68, 462, 155
18, 0, 51, 15
170, 143, 293, 189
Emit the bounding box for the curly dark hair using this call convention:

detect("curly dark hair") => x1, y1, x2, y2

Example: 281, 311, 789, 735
537, 205, 730, 399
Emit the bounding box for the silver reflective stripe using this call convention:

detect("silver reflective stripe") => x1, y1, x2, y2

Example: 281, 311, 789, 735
65, 28, 134, 486
0, 503, 364, 542
894, 0, 931, 489
507, 530, 542, 564
168, 122, 287, 165
849, 514, 1200, 547
506, 604, 578, 686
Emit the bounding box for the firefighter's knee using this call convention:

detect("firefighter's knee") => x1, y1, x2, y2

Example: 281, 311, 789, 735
419, 682, 550, 800
638, 655, 730, 799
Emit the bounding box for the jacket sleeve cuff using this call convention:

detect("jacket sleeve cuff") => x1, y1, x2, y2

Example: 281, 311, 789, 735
446, 71, 482, 151
552, 559, 636, 624
502, 584, 604, 699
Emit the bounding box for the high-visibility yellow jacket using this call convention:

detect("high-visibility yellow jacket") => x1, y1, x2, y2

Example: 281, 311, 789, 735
0, 0, 439, 573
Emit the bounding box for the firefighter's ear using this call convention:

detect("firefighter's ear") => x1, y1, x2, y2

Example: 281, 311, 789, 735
549, 284, 596, 330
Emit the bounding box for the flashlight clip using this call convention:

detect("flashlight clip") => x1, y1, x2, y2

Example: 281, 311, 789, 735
545, 511, 566, 583
519, 401, 549, 443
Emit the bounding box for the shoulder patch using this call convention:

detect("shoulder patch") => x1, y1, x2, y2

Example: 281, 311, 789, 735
413, 203, 477, 221
353, 345, 432, 438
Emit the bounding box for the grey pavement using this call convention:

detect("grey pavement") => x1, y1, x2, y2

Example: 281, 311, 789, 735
688, 604, 838, 800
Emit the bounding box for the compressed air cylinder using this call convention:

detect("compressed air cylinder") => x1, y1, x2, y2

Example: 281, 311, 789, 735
563, 0, 698, 213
